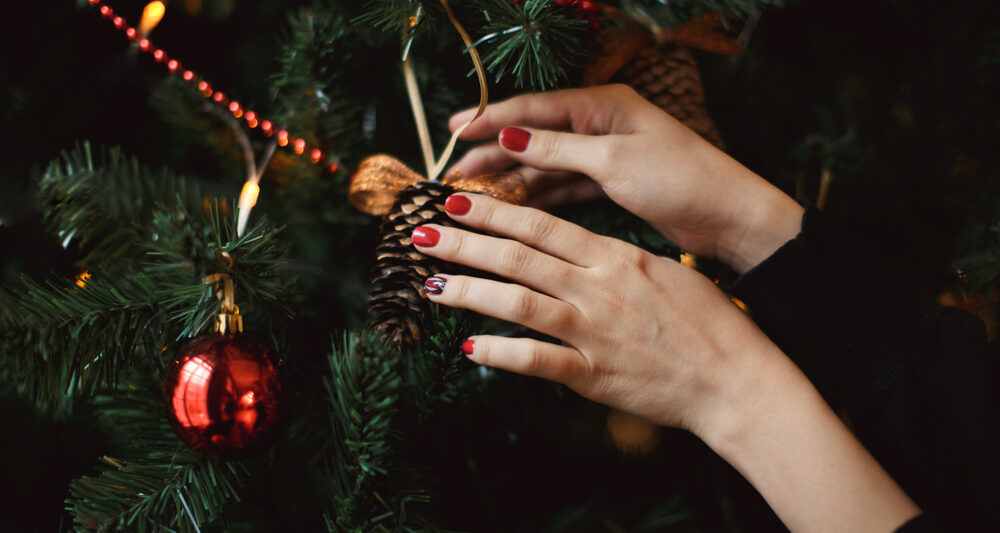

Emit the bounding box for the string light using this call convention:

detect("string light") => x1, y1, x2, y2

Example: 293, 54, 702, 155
138, 1, 166, 37
88, 1, 340, 174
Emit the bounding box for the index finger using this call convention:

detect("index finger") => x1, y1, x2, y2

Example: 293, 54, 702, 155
449, 85, 641, 141
443, 192, 609, 268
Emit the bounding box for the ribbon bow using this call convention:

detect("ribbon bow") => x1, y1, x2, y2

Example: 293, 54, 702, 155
348, 154, 526, 216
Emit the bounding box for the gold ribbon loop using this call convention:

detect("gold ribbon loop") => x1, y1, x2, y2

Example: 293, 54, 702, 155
349, 154, 526, 216
349, 154, 426, 215
204, 271, 243, 334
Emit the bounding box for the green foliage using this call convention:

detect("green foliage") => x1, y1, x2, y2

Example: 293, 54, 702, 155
321, 310, 472, 531
67, 387, 249, 532
37, 142, 205, 274
2, 145, 292, 407
0, 273, 165, 410
324, 330, 405, 531
475, 0, 587, 90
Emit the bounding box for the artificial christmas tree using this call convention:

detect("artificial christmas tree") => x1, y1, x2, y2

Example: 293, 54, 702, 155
1, 0, 998, 531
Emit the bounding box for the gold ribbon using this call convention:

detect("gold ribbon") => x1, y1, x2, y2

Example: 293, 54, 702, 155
204, 254, 243, 334
349, 0, 523, 216
349, 154, 525, 216
401, 0, 490, 183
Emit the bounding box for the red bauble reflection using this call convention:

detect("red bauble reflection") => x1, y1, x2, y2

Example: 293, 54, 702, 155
165, 334, 284, 458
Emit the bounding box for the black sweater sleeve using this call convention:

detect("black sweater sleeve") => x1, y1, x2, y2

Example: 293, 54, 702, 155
726, 207, 1000, 530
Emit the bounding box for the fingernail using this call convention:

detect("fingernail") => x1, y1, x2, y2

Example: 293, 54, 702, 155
444, 194, 472, 216
411, 226, 440, 247
461, 339, 475, 355
424, 275, 446, 295
499, 126, 530, 152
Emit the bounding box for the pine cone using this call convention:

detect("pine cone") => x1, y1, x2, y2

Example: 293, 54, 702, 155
369, 181, 456, 348
613, 45, 726, 151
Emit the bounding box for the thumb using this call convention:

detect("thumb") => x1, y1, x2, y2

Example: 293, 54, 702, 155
498, 126, 612, 178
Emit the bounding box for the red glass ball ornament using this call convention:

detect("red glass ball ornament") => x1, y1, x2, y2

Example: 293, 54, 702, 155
165, 334, 285, 458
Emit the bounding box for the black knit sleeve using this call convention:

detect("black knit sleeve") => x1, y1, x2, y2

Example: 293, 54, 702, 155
894, 513, 949, 533
726, 207, 1000, 529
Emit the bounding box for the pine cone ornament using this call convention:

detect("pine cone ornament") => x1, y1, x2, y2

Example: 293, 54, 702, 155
583, 6, 732, 150
612, 45, 725, 150
368, 181, 457, 348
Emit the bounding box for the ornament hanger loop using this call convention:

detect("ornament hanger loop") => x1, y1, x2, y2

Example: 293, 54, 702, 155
402, 0, 489, 182
204, 272, 243, 334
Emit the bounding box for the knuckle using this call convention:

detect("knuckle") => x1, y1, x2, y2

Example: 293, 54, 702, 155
447, 229, 467, 259
524, 211, 558, 244
598, 137, 624, 171
498, 242, 532, 275
538, 133, 562, 161
453, 276, 473, 305
612, 243, 651, 271
476, 197, 498, 228
548, 304, 577, 332
474, 339, 491, 367
521, 343, 544, 374
606, 83, 638, 101
509, 288, 539, 321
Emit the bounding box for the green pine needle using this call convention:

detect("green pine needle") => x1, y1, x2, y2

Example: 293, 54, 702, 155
67, 387, 249, 533
475, 0, 587, 90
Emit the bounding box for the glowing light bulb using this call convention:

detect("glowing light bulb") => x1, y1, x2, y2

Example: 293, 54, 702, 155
182, 70, 194, 81
239, 181, 260, 210
167, 59, 179, 72
310, 148, 322, 163
152, 49, 165, 62
260, 120, 273, 136
237, 181, 261, 237
277, 130, 289, 146
293, 138, 306, 155
112, 16, 124, 29
138, 1, 166, 37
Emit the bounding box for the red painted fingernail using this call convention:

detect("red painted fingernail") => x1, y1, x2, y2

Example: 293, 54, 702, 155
461, 339, 475, 355
444, 194, 472, 216
412, 226, 440, 247
499, 126, 531, 152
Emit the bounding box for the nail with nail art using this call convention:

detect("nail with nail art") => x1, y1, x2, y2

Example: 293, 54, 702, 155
424, 275, 446, 295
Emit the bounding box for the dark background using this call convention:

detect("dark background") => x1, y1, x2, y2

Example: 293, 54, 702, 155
1, 0, 997, 530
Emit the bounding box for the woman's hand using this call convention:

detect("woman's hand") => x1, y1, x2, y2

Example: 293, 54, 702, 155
414, 192, 788, 436
447, 84, 804, 274
414, 193, 920, 532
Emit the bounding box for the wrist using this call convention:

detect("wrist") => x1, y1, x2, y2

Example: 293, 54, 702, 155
696, 342, 921, 533
694, 341, 805, 453
718, 180, 804, 275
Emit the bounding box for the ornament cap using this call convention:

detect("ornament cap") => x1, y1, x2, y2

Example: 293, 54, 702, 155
217, 308, 243, 334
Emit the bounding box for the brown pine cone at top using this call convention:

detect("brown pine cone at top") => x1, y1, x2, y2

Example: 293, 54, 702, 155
613, 45, 726, 151
369, 180, 456, 349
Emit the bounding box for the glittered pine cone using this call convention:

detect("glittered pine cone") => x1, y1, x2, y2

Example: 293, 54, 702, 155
612, 44, 726, 151
369, 181, 457, 348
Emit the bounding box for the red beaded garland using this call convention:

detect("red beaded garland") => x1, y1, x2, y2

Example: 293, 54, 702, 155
87, 0, 340, 174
